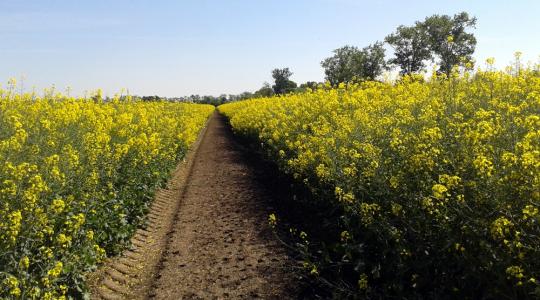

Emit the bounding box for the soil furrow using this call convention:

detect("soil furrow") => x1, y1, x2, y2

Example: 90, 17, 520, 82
88, 112, 212, 299
90, 112, 295, 299
149, 112, 295, 299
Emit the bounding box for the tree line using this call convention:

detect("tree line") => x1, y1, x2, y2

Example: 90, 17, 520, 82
322, 11, 477, 84
140, 11, 476, 105
279, 12, 476, 87
257, 12, 476, 98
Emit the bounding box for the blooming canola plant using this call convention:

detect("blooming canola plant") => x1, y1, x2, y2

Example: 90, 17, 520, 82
219, 64, 540, 298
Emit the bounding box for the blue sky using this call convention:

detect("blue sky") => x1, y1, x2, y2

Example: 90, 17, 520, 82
1, 0, 539, 97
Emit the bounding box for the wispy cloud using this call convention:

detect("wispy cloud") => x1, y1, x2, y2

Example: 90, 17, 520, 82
0, 11, 128, 34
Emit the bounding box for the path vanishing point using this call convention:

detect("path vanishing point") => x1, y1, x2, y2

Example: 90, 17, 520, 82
90, 112, 297, 300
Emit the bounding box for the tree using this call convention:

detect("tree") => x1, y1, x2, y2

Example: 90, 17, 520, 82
272, 68, 297, 94
141, 95, 162, 101
321, 42, 387, 85
188, 94, 201, 102
362, 42, 387, 80
238, 91, 254, 100
218, 94, 228, 104
321, 45, 362, 85
385, 25, 432, 75
420, 12, 477, 75
254, 82, 275, 98
298, 81, 319, 91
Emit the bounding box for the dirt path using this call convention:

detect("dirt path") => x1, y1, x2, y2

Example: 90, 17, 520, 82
90, 112, 296, 299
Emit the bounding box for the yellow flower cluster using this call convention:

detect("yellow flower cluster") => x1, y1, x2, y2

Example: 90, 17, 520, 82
0, 88, 213, 299
219, 64, 540, 297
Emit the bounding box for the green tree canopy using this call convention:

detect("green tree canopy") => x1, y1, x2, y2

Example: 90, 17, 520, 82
420, 11, 477, 75
321, 42, 386, 85
385, 25, 432, 75
298, 81, 320, 91
254, 82, 275, 97
272, 68, 297, 94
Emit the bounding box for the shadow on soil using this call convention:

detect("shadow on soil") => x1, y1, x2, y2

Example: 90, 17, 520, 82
220, 114, 342, 299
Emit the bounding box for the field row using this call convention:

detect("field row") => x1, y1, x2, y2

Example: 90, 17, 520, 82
219, 68, 540, 298
0, 91, 214, 299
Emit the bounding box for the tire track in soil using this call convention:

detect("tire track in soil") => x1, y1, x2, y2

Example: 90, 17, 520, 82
88, 111, 213, 300
90, 112, 296, 299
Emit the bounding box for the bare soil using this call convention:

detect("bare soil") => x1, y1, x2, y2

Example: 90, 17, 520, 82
90, 112, 297, 299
